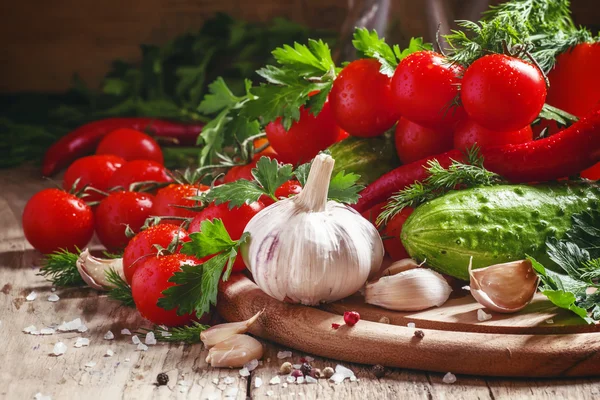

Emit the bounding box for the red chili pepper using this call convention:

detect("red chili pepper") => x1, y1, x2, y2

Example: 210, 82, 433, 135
42, 118, 204, 176
354, 107, 600, 213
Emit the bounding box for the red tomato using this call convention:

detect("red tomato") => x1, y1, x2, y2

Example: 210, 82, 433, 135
336, 130, 350, 142
123, 224, 189, 284
265, 102, 341, 165
391, 51, 464, 130
96, 128, 164, 164
62, 155, 125, 202
152, 184, 208, 223
360, 202, 413, 261
132, 254, 201, 326
23, 189, 94, 254
107, 160, 172, 191
261, 180, 303, 206
547, 43, 600, 117
394, 118, 453, 164
188, 201, 265, 271
95, 192, 155, 251
581, 163, 600, 180
461, 54, 547, 132
453, 119, 533, 151
329, 59, 400, 137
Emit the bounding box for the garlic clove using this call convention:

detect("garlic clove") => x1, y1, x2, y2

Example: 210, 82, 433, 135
365, 268, 452, 311
469, 258, 539, 313
201, 309, 264, 348
205, 334, 264, 368
381, 258, 420, 277
76, 248, 125, 290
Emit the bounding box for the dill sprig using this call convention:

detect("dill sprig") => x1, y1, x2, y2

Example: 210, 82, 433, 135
377, 147, 503, 224
105, 268, 135, 308
445, 0, 595, 72
138, 321, 208, 344
38, 248, 85, 287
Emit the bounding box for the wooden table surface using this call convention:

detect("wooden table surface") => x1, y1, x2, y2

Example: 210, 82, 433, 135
1, 166, 599, 400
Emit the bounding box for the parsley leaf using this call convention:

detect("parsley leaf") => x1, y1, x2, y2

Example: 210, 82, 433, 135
293, 162, 311, 187
252, 156, 294, 196
207, 179, 267, 208
159, 220, 249, 317
271, 39, 336, 76
327, 171, 364, 204
566, 210, 600, 258
197, 77, 244, 114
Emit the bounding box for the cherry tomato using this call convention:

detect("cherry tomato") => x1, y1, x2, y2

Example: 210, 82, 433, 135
453, 119, 533, 152
581, 163, 600, 180
132, 254, 201, 326
336, 130, 350, 142
394, 118, 454, 164
123, 224, 189, 284
391, 51, 464, 130
62, 155, 125, 202
461, 54, 547, 132
152, 184, 209, 223
95, 192, 155, 251
265, 101, 342, 165
96, 128, 164, 164
261, 180, 303, 206
360, 202, 413, 261
188, 201, 265, 271
23, 189, 94, 254
107, 160, 172, 191
547, 43, 600, 117
329, 59, 400, 137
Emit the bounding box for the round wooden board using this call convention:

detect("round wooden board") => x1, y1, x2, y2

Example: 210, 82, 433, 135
217, 274, 600, 378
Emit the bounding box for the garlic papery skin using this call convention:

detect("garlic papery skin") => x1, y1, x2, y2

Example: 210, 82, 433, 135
205, 334, 264, 368
365, 268, 452, 311
469, 258, 539, 313
381, 258, 421, 276
76, 248, 125, 290
201, 309, 264, 348
241, 154, 384, 306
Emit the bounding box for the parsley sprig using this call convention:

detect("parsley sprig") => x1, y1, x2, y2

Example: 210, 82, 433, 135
528, 210, 600, 323
378, 147, 503, 224
158, 219, 249, 317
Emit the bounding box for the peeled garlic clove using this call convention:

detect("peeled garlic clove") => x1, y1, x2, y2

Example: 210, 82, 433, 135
201, 309, 264, 348
381, 258, 420, 276
469, 258, 539, 313
205, 334, 264, 368
365, 268, 452, 311
76, 248, 125, 290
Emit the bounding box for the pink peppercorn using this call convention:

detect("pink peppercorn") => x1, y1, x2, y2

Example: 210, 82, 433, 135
331, 323, 341, 330
344, 311, 360, 326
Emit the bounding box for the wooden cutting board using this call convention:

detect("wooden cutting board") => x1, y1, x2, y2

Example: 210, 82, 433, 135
217, 274, 600, 378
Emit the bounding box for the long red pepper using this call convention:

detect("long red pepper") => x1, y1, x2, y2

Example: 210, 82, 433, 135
42, 118, 204, 176
354, 107, 600, 213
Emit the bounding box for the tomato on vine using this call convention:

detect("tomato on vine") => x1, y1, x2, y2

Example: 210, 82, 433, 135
394, 118, 453, 164
96, 128, 164, 164
152, 184, 208, 223
453, 119, 533, 151
461, 54, 547, 132
107, 160, 172, 191
329, 59, 400, 137
62, 155, 125, 202
22, 189, 95, 254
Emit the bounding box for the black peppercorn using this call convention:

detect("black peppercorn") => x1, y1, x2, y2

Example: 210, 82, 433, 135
156, 372, 169, 386
414, 330, 425, 338
300, 362, 312, 376
372, 364, 386, 379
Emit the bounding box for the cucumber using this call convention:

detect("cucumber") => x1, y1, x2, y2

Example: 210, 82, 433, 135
401, 183, 600, 280
328, 134, 399, 185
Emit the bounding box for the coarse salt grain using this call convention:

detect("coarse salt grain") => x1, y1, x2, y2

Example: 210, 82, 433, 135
462, 285, 471, 291
350, 376, 357, 382
85, 361, 96, 368
443, 372, 457, 384
224, 387, 238, 398
57, 318, 83, 332
282, 383, 288, 388
286, 375, 296, 383
52, 342, 67, 356
212, 378, 219, 385
254, 377, 263, 388
104, 331, 114, 340
277, 350, 292, 359
266, 390, 274, 397
51, 287, 56, 292
121, 328, 131, 335
132, 335, 141, 345
77, 324, 88, 333
145, 332, 157, 345
137, 343, 148, 351
305, 376, 317, 384
296, 377, 305, 384
23, 325, 37, 333
47, 294, 60, 302
239, 367, 250, 377
244, 358, 259, 372
124, 358, 130, 362
546, 319, 554, 324
477, 309, 492, 322
304, 356, 314, 362
34, 393, 52, 400
223, 376, 235, 385
74, 337, 90, 348
105, 349, 114, 357
407, 322, 416, 328
269, 376, 281, 385
40, 328, 55, 335
26, 291, 37, 301
292, 364, 301, 369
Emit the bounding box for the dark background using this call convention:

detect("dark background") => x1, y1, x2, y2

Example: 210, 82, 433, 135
0, 0, 597, 93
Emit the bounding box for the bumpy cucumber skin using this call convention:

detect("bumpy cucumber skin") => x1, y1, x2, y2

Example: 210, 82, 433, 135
328, 135, 399, 185
401, 183, 600, 280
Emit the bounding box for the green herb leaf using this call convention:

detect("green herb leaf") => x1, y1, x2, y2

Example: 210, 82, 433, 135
181, 219, 238, 258
139, 321, 208, 344
105, 268, 135, 308
198, 77, 244, 114
293, 162, 311, 187
565, 210, 600, 258
327, 171, 364, 204
38, 248, 84, 287
537, 104, 579, 127
252, 156, 294, 196
271, 39, 336, 76
207, 179, 268, 208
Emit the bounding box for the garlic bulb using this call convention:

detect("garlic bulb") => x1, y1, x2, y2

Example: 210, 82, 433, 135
241, 154, 384, 305
201, 309, 263, 348
469, 258, 539, 313
76, 248, 125, 290
365, 268, 452, 311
